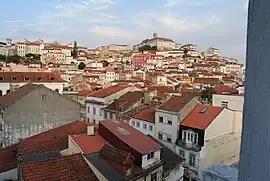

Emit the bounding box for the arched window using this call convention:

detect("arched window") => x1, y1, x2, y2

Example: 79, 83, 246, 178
55, 89, 59, 93
6, 90, 10, 94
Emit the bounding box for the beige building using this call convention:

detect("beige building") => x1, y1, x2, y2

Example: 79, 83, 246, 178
16, 40, 42, 57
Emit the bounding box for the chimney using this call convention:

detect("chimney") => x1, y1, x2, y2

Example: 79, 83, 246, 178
87, 126, 95, 135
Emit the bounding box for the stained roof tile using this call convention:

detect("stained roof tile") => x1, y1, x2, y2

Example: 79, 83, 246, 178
131, 106, 156, 123
159, 94, 195, 112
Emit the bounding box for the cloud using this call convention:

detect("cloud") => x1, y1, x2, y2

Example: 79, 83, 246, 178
88, 26, 133, 38
166, 0, 216, 8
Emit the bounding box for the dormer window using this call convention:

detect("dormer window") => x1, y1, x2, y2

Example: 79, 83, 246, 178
12, 77, 18, 81
147, 152, 154, 160
24, 77, 30, 81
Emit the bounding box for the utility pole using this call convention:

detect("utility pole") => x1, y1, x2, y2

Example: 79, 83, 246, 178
238, 0, 270, 181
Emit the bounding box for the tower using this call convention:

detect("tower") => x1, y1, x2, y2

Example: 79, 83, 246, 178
153, 33, 158, 38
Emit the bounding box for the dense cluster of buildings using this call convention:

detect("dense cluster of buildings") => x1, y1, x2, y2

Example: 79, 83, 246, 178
0, 34, 245, 181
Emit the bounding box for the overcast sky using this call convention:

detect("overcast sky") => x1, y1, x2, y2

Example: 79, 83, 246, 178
0, 0, 248, 63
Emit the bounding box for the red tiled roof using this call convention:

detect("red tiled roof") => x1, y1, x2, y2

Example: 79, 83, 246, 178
215, 85, 237, 94
22, 154, 99, 181
70, 134, 110, 154
89, 84, 130, 98
78, 90, 94, 96
19, 121, 96, 155
0, 145, 17, 173
159, 94, 195, 112
99, 120, 161, 154
105, 91, 143, 112
0, 72, 65, 83
131, 106, 156, 123
181, 104, 224, 130
193, 78, 219, 85
0, 84, 40, 107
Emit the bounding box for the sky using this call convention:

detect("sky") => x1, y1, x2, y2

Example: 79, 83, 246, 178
0, 0, 248, 62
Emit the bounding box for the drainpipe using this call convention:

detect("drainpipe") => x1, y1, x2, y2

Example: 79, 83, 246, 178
238, 0, 270, 181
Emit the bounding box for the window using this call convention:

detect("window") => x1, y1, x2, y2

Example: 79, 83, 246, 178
104, 112, 107, 119
55, 89, 59, 93
151, 172, 158, 181
179, 150, 185, 158
132, 121, 135, 126
158, 133, 163, 140
221, 101, 228, 108
149, 125, 153, 132
37, 77, 42, 81
12, 77, 17, 81
183, 131, 186, 140
41, 94, 47, 100
87, 118, 90, 122
183, 130, 198, 144
143, 124, 147, 130
147, 152, 154, 160
168, 120, 172, 125
159, 116, 163, 123
87, 107, 90, 113
0, 123, 2, 131
99, 110, 102, 116
93, 107, 96, 115
167, 135, 172, 143
6, 90, 10, 94
0, 77, 4, 81
189, 153, 196, 167
0, 90, 2, 96
24, 77, 30, 81
136, 122, 140, 128
50, 77, 55, 81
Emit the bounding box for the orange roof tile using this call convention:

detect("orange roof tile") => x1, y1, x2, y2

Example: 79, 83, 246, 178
159, 94, 195, 112
89, 84, 130, 98
70, 134, 110, 154
181, 104, 224, 130
0, 145, 17, 173
131, 106, 156, 123
22, 154, 99, 181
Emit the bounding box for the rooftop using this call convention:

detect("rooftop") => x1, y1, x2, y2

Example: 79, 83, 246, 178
89, 84, 131, 98
131, 106, 156, 123
21, 154, 99, 181
0, 72, 65, 83
181, 104, 224, 130
99, 120, 161, 154
70, 134, 110, 154
159, 94, 195, 112
105, 91, 143, 112
0, 145, 17, 173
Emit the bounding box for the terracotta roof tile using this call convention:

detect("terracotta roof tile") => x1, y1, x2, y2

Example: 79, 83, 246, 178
70, 133, 110, 154
193, 78, 220, 85
215, 85, 237, 94
0, 72, 65, 83
159, 94, 195, 112
181, 104, 224, 130
89, 84, 131, 98
99, 120, 161, 154
19, 121, 95, 155
0, 145, 17, 173
105, 91, 143, 112
78, 90, 94, 96
22, 154, 99, 181
131, 106, 155, 123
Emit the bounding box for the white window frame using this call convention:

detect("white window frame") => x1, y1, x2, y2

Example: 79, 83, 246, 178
182, 130, 198, 144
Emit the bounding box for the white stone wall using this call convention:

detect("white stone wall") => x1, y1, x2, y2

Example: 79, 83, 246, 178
212, 94, 244, 112
141, 149, 161, 168
129, 118, 155, 136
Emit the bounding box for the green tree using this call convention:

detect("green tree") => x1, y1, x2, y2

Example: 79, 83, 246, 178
78, 62, 86, 70
183, 48, 188, 59
7, 55, 21, 64
0, 55, 6, 61
138, 45, 156, 52
201, 87, 216, 103
72, 41, 78, 58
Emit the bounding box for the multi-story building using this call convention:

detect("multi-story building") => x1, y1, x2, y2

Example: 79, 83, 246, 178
224, 62, 242, 74
0, 72, 67, 95
0, 84, 81, 147
0, 42, 8, 56
16, 40, 42, 57
212, 94, 244, 112
177, 104, 242, 180
106, 44, 133, 52
85, 84, 140, 123
133, 53, 151, 67
136, 33, 178, 51
207, 47, 221, 57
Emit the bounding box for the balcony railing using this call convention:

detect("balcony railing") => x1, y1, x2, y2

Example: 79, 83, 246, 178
177, 140, 201, 152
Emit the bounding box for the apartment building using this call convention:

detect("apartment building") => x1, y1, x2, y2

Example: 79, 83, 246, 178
212, 94, 244, 112
0, 42, 8, 56
16, 40, 42, 57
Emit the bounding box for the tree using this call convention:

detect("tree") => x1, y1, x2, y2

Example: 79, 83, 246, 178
201, 87, 216, 103
78, 62, 86, 70
7, 55, 21, 64
0, 55, 6, 61
138, 45, 157, 52
72, 41, 78, 58
183, 48, 189, 59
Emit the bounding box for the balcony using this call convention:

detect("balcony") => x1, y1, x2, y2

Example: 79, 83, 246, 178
177, 140, 201, 152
